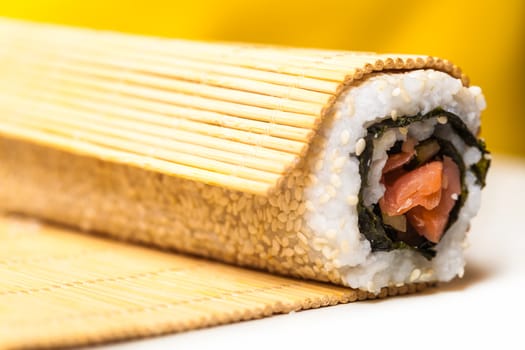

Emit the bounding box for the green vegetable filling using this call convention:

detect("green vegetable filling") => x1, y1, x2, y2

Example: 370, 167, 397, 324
356, 108, 490, 260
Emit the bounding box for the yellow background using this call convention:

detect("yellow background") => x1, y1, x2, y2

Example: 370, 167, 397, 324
1, 1, 523, 155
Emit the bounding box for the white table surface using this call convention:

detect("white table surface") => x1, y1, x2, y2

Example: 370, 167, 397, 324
100, 154, 525, 350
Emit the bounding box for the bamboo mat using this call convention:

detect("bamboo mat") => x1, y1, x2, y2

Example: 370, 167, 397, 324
0, 215, 430, 349
0, 17, 467, 196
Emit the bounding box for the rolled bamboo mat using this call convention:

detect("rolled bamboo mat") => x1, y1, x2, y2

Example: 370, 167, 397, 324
0, 17, 467, 196
0, 215, 431, 349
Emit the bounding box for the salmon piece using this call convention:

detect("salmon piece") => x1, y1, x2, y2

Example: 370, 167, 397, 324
407, 156, 461, 243
401, 136, 418, 153
379, 161, 443, 216
382, 151, 415, 174
382, 137, 417, 174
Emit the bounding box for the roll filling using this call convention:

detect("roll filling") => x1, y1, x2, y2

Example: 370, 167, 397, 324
357, 109, 490, 259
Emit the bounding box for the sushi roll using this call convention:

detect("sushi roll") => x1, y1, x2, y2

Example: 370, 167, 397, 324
300, 71, 489, 291
0, 18, 489, 293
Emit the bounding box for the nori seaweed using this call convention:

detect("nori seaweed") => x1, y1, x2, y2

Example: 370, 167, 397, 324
355, 108, 490, 259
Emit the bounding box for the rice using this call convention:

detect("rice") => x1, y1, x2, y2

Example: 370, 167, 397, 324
302, 69, 486, 292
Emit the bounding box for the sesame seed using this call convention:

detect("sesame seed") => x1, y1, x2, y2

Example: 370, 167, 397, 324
392, 87, 401, 96
297, 202, 306, 215
420, 269, 434, 280
347, 101, 354, 116
390, 109, 398, 121
294, 246, 305, 255
401, 89, 411, 103
286, 175, 295, 189
326, 185, 336, 197
376, 81, 387, 91
297, 232, 308, 245
340, 130, 350, 145
284, 190, 291, 203
322, 246, 332, 259
330, 248, 340, 260
307, 174, 318, 186
341, 240, 350, 253
305, 200, 314, 211
314, 159, 324, 171
294, 187, 302, 201
277, 213, 288, 223
312, 241, 325, 251
437, 116, 448, 124
268, 196, 278, 207
324, 262, 334, 271
355, 138, 366, 156
367, 281, 376, 291
330, 174, 341, 188
451, 193, 459, 201
332, 156, 346, 171
346, 195, 358, 206
330, 148, 339, 161
313, 237, 327, 247
319, 193, 330, 204
409, 269, 421, 282
246, 243, 257, 255
325, 229, 337, 239
302, 266, 315, 278
484, 153, 492, 160
283, 248, 294, 257
398, 127, 408, 135
294, 218, 302, 231
237, 196, 247, 211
